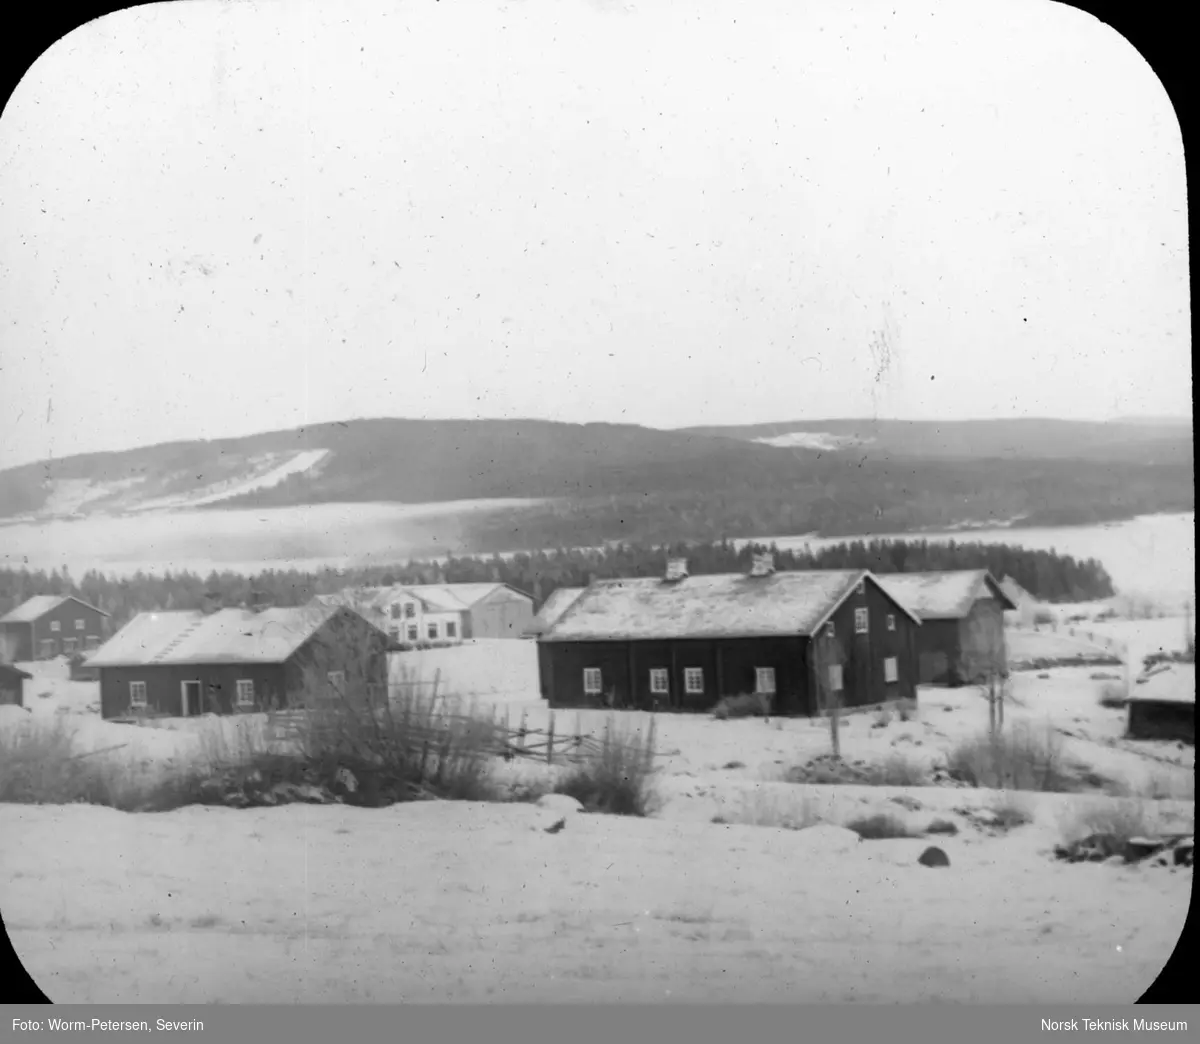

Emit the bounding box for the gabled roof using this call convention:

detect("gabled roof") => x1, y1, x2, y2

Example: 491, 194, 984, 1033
540, 570, 919, 642
0, 595, 110, 624
1129, 663, 1195, 706
321, 583, 532, 617
998, 575, 1036, 608
875, 570, 1015, 620
85, 603, 376, 668
527, 587, 586, 635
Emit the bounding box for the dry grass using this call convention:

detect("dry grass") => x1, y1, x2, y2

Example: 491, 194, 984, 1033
944, 721, 1075, 792
844, 812, 919, 839
1056, 798, 1171, 851
713, 789, 823, 831
986, 792, 1035, 830
552, 717, 659, 817
784, 751, 929, 787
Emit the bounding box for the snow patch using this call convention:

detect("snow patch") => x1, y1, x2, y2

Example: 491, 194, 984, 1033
754, 432, 872, 452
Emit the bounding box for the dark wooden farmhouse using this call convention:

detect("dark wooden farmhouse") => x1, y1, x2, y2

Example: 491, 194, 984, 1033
0, 663, 33, 708
877, 570, 1015, 686
86, 603, 390, 720
0, 595, 111, 662
1126, 663, 1194, 744
536, 556, 922, 716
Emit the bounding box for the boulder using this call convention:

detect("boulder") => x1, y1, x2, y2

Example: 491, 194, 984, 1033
536, 793, 586, 815
918, 846, 950, 868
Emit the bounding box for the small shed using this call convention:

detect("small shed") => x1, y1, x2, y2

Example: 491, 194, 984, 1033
877, 570, 1015, 686
0, 663, 33, 707
1126, 663, 1195, 744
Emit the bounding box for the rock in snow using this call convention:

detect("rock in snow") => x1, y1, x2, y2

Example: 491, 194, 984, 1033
918, 846, 951, 868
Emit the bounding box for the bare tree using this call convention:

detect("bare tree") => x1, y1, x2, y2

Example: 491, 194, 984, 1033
959, 610, 1008, 734
812, 629, 846, 758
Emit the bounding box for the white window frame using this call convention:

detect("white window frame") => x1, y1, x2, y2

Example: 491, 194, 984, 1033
583, 668, 602, 695
684, 667, 704, 695
235, 680, 255, 708
404, 603, 416, 619
649, 668, 669, 695
129, 681, 148, 709
755, 667, 776, 695
828, 664, 844, 692
427, 621, 439, 640
49, 620, 61, 633
883, 657, 899, 684
887, 613, 896, 632
854, 608, 869, 634
75, 618, 85, 631
406, 624, 419, 642
446, 621, 457, 639
389, 604, 402, 620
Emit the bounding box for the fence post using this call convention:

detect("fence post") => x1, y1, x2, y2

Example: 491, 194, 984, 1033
547, 710, 555, 765
432, 669, 442, 704
575, 712, 583, 755
519, 709, 527, 753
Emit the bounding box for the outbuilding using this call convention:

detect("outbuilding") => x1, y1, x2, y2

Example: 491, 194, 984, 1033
86, 603, 390, 720
1126, 663, 1194, 744
537, 556, 921, 715
877, 570, 1015, 686
0, 663, 33, 707
0, 595, 110, 662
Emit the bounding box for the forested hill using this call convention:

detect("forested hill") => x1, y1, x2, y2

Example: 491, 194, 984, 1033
0, 538, 1113, 637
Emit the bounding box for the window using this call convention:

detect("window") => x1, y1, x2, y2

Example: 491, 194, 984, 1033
649, 668, 669, 695
63, 638, 77, 654
856, 580, 865, 595
887, 614, 896, 632
235, 680, 255, 708
684, 667, 704, 695
389, 604, 402, 620
327, 671, 345, 693
825, 622, 835, 639
129, 681, 147, 709
755, 667, 776, 695
583, 668, 602, 695
39, 639, 55, 658
854, 608, 869, 634
75, 619, 85, 631
404, 603, 416, 619
883, 657, 899, 684
828, 665, 844, 692
427, 622, 439, 640
446, 621, 457, 639
85, 636, 100, 650
388, 627, 400, 643
407, 624, 419, 642
49, 620, 61, 633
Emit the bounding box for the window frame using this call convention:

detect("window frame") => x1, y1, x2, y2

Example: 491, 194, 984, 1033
406, 624, 419, 642
49, 620, 61, 633
887, 613, 896, 632
583, 667, 602, 695
75, 618, 85, 631
446, 621, 457, 639
129, 681, 148, 709
828, 664, 844, 692
883, 656, 899, 684
854, 608, 869, 634
235, 679, 256, 708
755, 667, 777, 695
427, 621, 439, 640
649, 668, 669, 695
684, 667, 704, 695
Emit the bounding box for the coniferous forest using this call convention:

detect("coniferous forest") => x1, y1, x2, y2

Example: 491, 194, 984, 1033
0, 538, 1113, 636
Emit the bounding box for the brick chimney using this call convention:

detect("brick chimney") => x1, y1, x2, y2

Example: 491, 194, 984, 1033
664, 558, 689, 583
748, 552, 775, 578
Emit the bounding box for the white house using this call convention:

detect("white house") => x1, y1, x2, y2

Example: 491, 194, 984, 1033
317, 583, 534, 644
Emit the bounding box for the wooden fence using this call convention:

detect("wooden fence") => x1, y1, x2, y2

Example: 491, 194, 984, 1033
264, 703, 673, 767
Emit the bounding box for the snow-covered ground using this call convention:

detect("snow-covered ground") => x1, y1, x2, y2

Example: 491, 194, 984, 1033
2, 795, 1190, 1004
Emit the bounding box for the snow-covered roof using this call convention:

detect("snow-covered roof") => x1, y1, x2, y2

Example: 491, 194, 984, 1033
527, 587, 586, 635
0, 595, 109, 624
1129, 663, 1195, 706
541, 570, 918, 642
84, 603, 365, 668
875, 570, 1015, 621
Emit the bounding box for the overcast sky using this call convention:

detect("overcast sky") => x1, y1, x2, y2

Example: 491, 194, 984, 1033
0, 0, 1189, 470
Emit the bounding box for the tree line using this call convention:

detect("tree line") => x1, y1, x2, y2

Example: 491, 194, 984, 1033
0, 537, 1114, 636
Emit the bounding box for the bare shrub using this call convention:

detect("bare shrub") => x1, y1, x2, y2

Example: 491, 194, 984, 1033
712, 693, 771, 720
870, 752, 929, 787
784, 751, 928, 787
945, 721, 1073, 792
845, 812, 918, 839
987, 792, 1034, 829
1057, 798, 1166, 851
718, 788, 823, 830
552, 717, 658, 816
